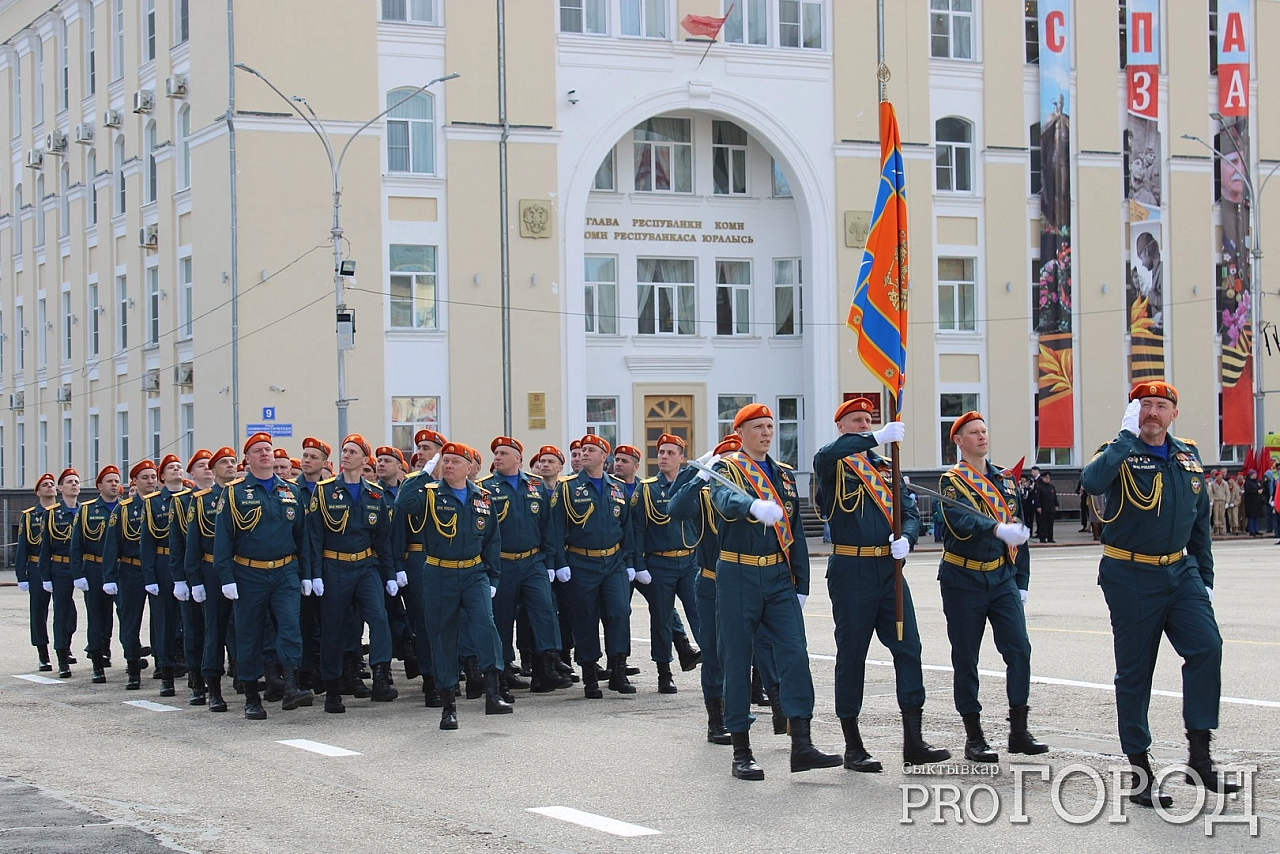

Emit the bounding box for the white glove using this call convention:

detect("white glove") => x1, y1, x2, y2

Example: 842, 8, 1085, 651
221, 583, 239, 600
889, 534, 910, 560
1205, 586, 1214, 604
102, 582, 118, 596
173, 581, 190, 601
626, 567, 636, 582
395, 571, 408, 588
424, 452, 440, 475
145, 583, 160, 596
18, 581, 29, 592
872, 421, 906, 445
1019, 589, 1029, 604
312, 578, 325, 597
547, 568, 556, 583
994, 523, 1031, 546
1121, 399, 1141, 435
192, 584, 206, 603
696, 454, 722, 481
386, 579, 399, 597
301, 578, 312, 596
635, 569, 652, 585
42, 581, 53, 593
74, 577, 90, 592
749, 499, 785, 525
696, 449, 715, 466
555, 566, 571, 583
797, 593, 807, 609
490, 585, 497, 599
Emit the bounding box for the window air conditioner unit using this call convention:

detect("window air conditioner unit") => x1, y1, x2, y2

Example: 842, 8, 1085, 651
165, 74, 188, 98
57, 386, 72, 403
132, 90, 155, 114
45, 130, 68, 154
143, 370, 161, 392
74, 123, 95, 144
175, 362, 194, 386
102, 109, 123, 128
9, 392, 24, 410
139, 224, 159, 249
25, 149, 44, 169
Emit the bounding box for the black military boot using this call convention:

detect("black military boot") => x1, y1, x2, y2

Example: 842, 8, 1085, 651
371, 663, 399, 702
325, 679, 346, 714
497, 670, 516, 704
730, 731, 764, 780
902, 706, 952, 764
91, 654, 107, 684
1186, 729, 1242, 794
751, 666, 767, 705
243, 681, 267, 720
607, 654, 637, 694
280, 668, 314, 710
624, 657, 640, 676
262, 660, 285, 703
159, 666, 176, 697
962, 712, 998, 763
403, 638, 420, 681
705, 698, 731, 745
1127, 751, 1172, 808
504, 663, 530, 690
529, 653, 554, 693
519, 652, 534, 677
769, 690, 787, 735
463, 656, 484, 700
422, 674, 442, 707
440, 688, 458, 730
656, 660, 678, 694
672, 631, 702, 671
1008, 705, 1049, 755
840, 717, 883, 772
342, 653, 372, 698
56, 649, 72, 678
37, 645, 53, 672
188, 674, 206, 705
545, 652, 572, 688
582, 662, 603, 699
789, 718, 842, 772
484, 670, 514, 715
125, 660, 142, 690
207, 677, 228, 713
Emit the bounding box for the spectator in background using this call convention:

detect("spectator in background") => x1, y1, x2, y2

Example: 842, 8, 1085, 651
1033, 472, 1059, 544
1266, 461, 1278, 536
1077, 481, 1091, 532
1020, 473, 1038, 539
1243, 470, 1267, 537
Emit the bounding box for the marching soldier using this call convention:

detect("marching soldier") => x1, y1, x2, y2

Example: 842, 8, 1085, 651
529, 445, 578, 680
103, 461, 159, 689
70, 466, 124, 684
375, 444, 419, 680
394, 445, 444, 708
813, 398, 950, 771
170, 451, 213, 704
1080, 382, 1237, 807
185, 446, 240, 712
272, 448, 293, 479
415, 429, 445, 464
141, 454, 190, 697
306, 434, 400, 713
38, 470, 83, 679
937, 411, 1045, 764
569, 439, 583, 473
213, 432, 313, 719
531, 445, 564, 492
294, 437, 331, 691
17, 473, 59, 672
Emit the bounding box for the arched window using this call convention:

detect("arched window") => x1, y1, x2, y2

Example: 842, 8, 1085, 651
145, 121, 157, 203
178, 106, 191, 190
935, 117, 973, 193
386, 89, 434, 174
115, 136, 126, 215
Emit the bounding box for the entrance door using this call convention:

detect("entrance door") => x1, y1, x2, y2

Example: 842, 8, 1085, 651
643, 395, 693, 477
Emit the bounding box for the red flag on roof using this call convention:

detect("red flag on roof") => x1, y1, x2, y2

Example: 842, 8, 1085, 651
681, 12, 729, 39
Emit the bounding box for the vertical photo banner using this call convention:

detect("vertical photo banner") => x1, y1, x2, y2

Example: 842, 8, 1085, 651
1036, 0, 1073, 448
1217, 0, 1252, 446
1125, 0, 1164, 382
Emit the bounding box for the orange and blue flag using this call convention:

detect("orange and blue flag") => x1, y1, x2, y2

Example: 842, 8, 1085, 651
847, 100, 909, 407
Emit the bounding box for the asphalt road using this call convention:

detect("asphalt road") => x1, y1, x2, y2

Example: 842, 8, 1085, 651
0, 540, 1276, 853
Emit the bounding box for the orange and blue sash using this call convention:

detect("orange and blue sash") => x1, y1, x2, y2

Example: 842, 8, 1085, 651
843, 454, 893, 525
949, 460, 1016, 561
725, 453, 794, 561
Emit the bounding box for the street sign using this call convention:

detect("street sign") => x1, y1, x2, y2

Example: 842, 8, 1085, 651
262, 407, 276, 421
246, 423, 293, 438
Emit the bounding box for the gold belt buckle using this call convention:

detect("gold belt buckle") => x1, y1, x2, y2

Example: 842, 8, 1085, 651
756, 555, 768, 566
1159, 553, 1173, 566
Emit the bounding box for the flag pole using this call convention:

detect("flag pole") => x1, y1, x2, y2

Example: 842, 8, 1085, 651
695, 4, 733, 70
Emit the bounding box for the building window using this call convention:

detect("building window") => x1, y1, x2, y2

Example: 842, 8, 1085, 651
712, 121, 748, 196
145, 122, 158, 204
116, 274, 128, 351
621, 0, 667, 38
58, 165, 70, 238
1122, 133, 1131, 200
585, 397, 619, 450
1025, 0, 1038, 63
560, 0, 606, 34
637, 258, 695, 335
15, 305, 24, 372
180, 402, 193, 460
935, 117, 973, 193
715, 260, 752, 336
63, 414, 72, 469
0, 425, 6, 487
0, 310, 4, 373
1209, 0, 1218, 74
36, 298, 47, 369
381, 0, 438, 24
724, 0, 768, 45
774, 258, 802, 336
143, 0, 157, 63
86, 9, 96, 95
1029, 122, 1041, 195
584, 256, 618, 334
390, 396, 440, 451
35, 37, 44, 126
11, 57, 20, 135
17, 420, 26, 485
61, 288, 72, 363
58, 19, 69, 112
35, 175, 45, 247
178, 107, 191, 190
717, 394, 755, 440
38, 419, 48, 475
386, 89, 435, 174
940, 392, 980, 466
776, 396, 802, 468
89, 413, 100, 476
111, 0, 124, 81
115, 136, 126, 215
179, 257, 193, 338
88, 281, 100, 357
1117, 0, 1127, 70
12, 186, 21, 253
930, 0, 973, 60
592, 149, 615, 191
175, 0, 190, 43
116, 410, 129, 475
937, 257, 976, 332
779, 0, 822, 49
87, 150, 98, 225
389, 244, 437, 329
146, 266, 160, 345
633, 118, 692, 193
148, 405, 161, 461
771, 158, 793, 198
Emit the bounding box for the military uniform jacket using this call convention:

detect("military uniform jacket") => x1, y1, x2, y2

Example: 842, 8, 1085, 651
141, 487, 190, 588
667, 476, 720, 576
183, 484, 226, 589
813, 432, 920, 549
304, 477, 394, 582
546, 469, 635, 570
70, 499, 116, 580
212, 475, 309, 587
15, 506, 44, 584
709, 453, 812, 595
102, 497, 146, 585
169, 490, 196, 584
391, 469, 432, 578
411, 478, 501, 585
1079, 430, 1213, 587
937, 460, 1030, 591
38, 503, 78, 581
477, 471, 554, 569
632, 467, 702, 572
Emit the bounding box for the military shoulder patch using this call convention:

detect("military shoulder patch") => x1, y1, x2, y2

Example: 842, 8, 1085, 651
558, 475, 576, 482
229, 477, 245, 486
141, 491, 161, 501
192, 488, 211, 498
777, 460, 794, 470
318, 476, 337, 486
424, 482, 439, 490
639, 475, 658, 484
119, 497, 133, 507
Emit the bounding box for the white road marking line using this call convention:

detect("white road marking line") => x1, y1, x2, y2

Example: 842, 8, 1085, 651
123, 700, 182, 712
527, 806, 660, 837
13, 674, 64, 685
277, 738, 361, 757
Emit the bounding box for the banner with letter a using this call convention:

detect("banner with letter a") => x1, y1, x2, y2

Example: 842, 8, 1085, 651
1125, 0, 1164, 383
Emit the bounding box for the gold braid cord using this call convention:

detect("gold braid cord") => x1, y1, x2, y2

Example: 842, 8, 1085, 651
47, 507, 73, 543
700, 488, 720, 537
172, 497, 190, 538
317, 486, 350, 534
560, 481, 594, 527
228, 488, 261, 532
427, 488, 457, 539
642, 483, 669, 526
25, 512, 42, 547
121, 504, 143, 543
940, 472, 980, 542
81, 506, 106, 541
145, 498, 170, 540
1093, 465, 1162, 524
195, 495, 217, 539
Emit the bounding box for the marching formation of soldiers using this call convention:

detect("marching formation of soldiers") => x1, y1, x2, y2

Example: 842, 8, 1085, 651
12, 389, 1239, 798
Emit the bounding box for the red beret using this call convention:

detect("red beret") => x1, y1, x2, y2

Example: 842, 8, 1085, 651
34, 472, 56, 492
95, 465, 121, 486
410, 452, 422, 468
210, 447, 237, 468
949, 411, 985, 442
656, 433, 685, 452
614, 444, 641, 461
569, 439, 583, 451
581, 434, 610, 455
342, 434, 372, 457
714, 434, 742, 456
289, 457, 301, 469
58, 468, 79, 484
129, 459, 157, 480
440, 442, 468, 460
272, 447, 289, 459
415, 429, 445, 447
732, 403, 773, 431
159, 454, 183, 473
466, 447, 482, 465
1130, 381, 1177, 405
302, 437, 332, 458
375, 446, 401, 462
244, 432, 273, 454
834, 397, 875, 422
186, 449, 213, 472
491, 436, 523, 455
534, 445, 564, 466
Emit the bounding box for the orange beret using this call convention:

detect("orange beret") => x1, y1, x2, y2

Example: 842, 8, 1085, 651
714, 434, 742, 456
236, 462, 246, 472
289, 457, 301, 469
322, 461, 334, 473
834, 397, 875, 422
34, 472, 56, 492
440, 441, 468, 459
129, 459, 157, 480
375, 446, 401, 461
467, 447, 482, 465
415, 429, 445, 447
364, 457, 376, 470
58, 468, 79, 484
614, 444, 641, 461
732, 403, 773, 431
272, 447, 289, 459
210, 446, 238, 467
302, 437, 332, 458
949, 411, 985, 442
1130, 381, 1177, 405
656, 433, 685, 451
244, 432, 272, 454
491, 436, 523, 455
569, 439, 583, 451
410, 452, 422, 468
95, 465, 120, 486
186, 449, 213, 472
581, 434, 610, 455
159, 454, 183, 473
534, 445, 564, 466
342, 434, 372, 457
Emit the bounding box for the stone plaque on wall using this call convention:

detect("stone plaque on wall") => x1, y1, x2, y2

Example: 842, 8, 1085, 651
844, 210, 872, 249
519, 200, 553, 239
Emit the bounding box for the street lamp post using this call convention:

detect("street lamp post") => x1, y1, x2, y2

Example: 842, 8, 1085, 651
234, 65, 459, 441
1182, 130, 1280, 455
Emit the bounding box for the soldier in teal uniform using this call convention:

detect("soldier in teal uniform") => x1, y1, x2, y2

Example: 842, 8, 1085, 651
546, 434, 637, 699
394, 445, 443, 708
1080, 382, 1237, 808
141, 454, 190, 697
17, 473, 59, 672
294, 437, 332, 693
170, 451, 213, 704
306, 434, 399, 713
375, 444, 419, 682
38, 470, 82, 679
103, 460, 158, 689
937, 411, 1046, 765
185, 446, 240, 712
814, 397, 953, 772
710, 403, 840, 780
213, 432, 313, 719
71, 466, 124, 684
